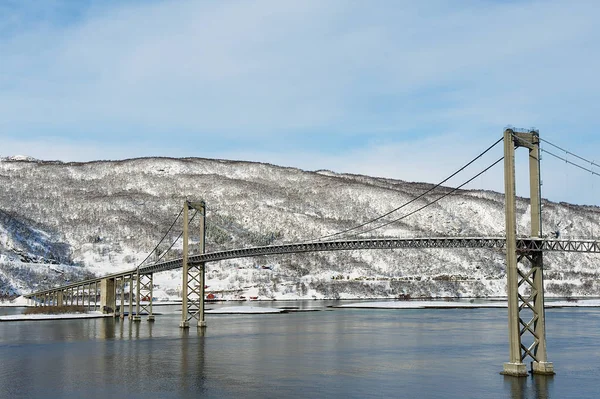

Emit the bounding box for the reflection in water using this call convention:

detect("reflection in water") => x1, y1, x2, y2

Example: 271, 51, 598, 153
504, 373, 552, 399
118, 317, 125, 339
120, 319, 141, 340
532, 374, 552, 399
505, 375, 527, 399
134, 321, 140, 339
180, 328, 206, 394
100, 318, 115, 340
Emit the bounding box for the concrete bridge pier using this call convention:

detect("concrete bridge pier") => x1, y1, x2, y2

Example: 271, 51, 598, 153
85, 284, 90, 310
113, 279, 120, 318
133, 272, 142, 322
119, 277, 125, 319
128, 276, 134, 320
100, 278, 116, 314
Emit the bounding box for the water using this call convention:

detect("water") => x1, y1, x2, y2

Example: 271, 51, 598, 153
1, 302, 599, 398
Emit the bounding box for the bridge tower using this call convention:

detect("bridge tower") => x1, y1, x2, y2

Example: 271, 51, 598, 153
179, 200, 207, 329
503, 128, 554, 376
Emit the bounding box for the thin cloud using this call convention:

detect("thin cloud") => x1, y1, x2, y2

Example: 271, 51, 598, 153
0, 0, 599, 205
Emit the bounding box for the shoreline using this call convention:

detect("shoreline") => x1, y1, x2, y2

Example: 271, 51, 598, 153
336, 298, 600, 309
3, 296, 600, 308
0, 311, 113, 322
2, 298, 599, 322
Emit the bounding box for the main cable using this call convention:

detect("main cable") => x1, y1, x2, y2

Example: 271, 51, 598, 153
307, 137, 503, 242
541, 149, 600, 177
540, 138, 599, 169
348, 156, 504, 237
136, 206, 184, 269
154, 210, 199, 263
517, 135, 600, 178
205, 218, 242, 239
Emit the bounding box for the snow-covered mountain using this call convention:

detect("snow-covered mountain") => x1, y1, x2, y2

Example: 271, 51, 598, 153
1, 156, 599, 300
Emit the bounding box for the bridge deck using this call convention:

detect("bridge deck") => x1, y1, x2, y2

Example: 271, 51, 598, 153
25, 237, 600, 297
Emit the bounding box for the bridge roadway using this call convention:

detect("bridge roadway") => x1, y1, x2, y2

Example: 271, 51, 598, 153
26, 237, 600, 297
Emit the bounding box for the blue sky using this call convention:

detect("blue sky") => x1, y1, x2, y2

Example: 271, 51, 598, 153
1, 0, 599, 205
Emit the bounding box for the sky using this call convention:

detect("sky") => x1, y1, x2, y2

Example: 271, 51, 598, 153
1, 0, 599, 206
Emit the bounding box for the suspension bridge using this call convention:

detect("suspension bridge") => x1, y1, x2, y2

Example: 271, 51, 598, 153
23, 128, 600, 377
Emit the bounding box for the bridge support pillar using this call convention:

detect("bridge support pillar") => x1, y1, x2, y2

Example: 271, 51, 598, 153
180, 201, 191, 329
113, 279, 119, 318
137, 273, 155, 321
502, 128, 553, 376
94, 281, 99, 311
180, 200, 207, 328
100, 278, 116, 314
128, 275, 134, 320
56, 291, 64, 307
119, 277, 125, 319
502, 129, 527, 376
133, 271, 142, 322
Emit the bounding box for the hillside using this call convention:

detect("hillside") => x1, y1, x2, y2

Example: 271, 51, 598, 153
1, 156, 599, 300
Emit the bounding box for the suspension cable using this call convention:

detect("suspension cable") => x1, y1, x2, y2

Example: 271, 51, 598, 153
516, 134, 600, 178
307, 137, 503, 242
541, 149, 600, 177
136, 206, 184, 268
540, 138, 599, 169
154, 210, 199, 263
349, 156, 505, 237
205, 218, 242, 238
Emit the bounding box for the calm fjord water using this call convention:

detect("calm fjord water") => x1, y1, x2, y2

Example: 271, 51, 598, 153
1, 302, 599, 399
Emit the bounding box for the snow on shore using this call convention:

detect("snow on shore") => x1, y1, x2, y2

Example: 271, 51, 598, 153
338, 299, 600, 309
0, 296, 33, 307
0, 311, 112, 322
206, 306, 284, 314
546, 299, 600, 308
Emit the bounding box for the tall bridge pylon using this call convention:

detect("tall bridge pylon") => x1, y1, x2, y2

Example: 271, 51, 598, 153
179, 200, 207, 329
502, 128, 554, 376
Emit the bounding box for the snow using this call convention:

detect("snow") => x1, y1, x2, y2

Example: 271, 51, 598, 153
338, 299, 600, 309
2, 155, 39, 162
0, 311, 111, 321
206, 306, 284, 314
0, 295, 33, 307
546, 299, 600, 308
339, 300, 507, 309
2, 155, 600, 301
